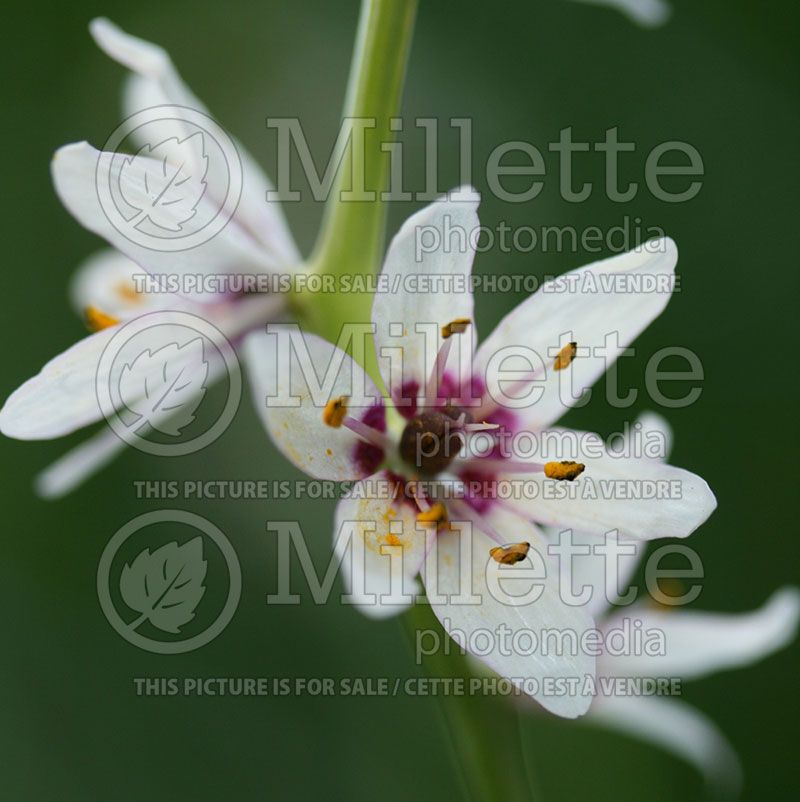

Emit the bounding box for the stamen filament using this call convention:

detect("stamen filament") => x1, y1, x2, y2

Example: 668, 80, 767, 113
467, 458, 546, 474
407, 480, 430, 512
342, 416, 394, 451
461, 422, 499, 432
472, 372, 543, 420
323, 395, 393, 451
425, 318, 471, 404
448, 499, 508, 546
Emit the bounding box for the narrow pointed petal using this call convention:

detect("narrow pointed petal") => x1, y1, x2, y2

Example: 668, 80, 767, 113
600, 588, 800, 680
589, 695, 741, 795
500, 426, 716, 541
35, 427, 128, 499
566, 0, 672, 29
0, 330, 116, 439
242, 329, 385, 480
1, 312, 223, 440
372, 188, 480, 408
423, 506, 596, 718
474, 239, 677, 430
90, 18, 299, 266
333, 471, 426, 618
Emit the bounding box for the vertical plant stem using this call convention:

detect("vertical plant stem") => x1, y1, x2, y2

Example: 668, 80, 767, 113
402, 604, 537, 802
297, 0, 418, 361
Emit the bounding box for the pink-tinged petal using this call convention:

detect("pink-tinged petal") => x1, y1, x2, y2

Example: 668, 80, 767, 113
423, 506, 596, 718
35, 427, 127, 499
90, 18, 299, 267
333, 471, 427, 619
499, 426, 715, 541
599, 587, 800, 680
474, 239, 678, 430
242, 328, 385, 480
51, 142, 276, 302
372, 188, 480, 407
588, 696, 741, 795
70, 248, 176, 320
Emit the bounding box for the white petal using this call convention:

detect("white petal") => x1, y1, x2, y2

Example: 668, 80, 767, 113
424, 506, 595, 718
372, 188, 480, 407
242, 328, 385, 480
548, 529, 645, 619
70, 248, 175, 320
540, 412, 673, 617
333, 471, 427, 619
52, 142, 275, 302
588, 695, 741, 794
599, 587, 800, 680
0, 330, 115, 439
566, 0, 672, 29
501, 426, 716, 541
628, 410, 672, 461
474, 239, 677, 430
90, 18, 299, 266
35, 427, 128, 499
1, 312, 224, 440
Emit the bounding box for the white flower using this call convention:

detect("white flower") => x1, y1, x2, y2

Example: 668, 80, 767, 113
561, 413, 800, 793
243, 189, 716, 718
0, 19, 300, 497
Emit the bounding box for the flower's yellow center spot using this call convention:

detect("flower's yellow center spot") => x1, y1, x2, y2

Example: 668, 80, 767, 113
544, 461, 585, 481
84, 306, 119, 332
416, 502, 448, 527
115, 281, 141, 303
441, 318, 471, 339
322, 396, 349, 428
553, 341, 577, 371
490, 542, 530, 565
385, 533, 402, 547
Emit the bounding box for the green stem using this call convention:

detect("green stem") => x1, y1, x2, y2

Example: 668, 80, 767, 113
296, 0, 418, 371
402, 604, 537, 802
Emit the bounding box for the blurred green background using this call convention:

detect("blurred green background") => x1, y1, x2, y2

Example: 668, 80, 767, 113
1, 0, 797, 799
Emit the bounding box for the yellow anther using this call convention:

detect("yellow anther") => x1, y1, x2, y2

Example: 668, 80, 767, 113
441, 318, 472, 339
115, 281, 141, 303
416, 502, 448, 527
84, 306, 119, 332
490, 542, 531, 565
322, 396, 349, 428
544, 461, 586, 481
553, 341, 577, 371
